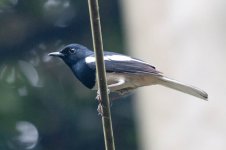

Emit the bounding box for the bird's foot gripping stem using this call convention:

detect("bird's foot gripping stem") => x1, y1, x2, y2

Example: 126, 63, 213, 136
96, 89, 110, 116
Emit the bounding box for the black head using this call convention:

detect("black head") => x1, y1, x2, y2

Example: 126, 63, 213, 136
48, 43, 93, 66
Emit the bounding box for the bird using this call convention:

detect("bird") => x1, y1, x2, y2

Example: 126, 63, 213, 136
48, 43, 208, 100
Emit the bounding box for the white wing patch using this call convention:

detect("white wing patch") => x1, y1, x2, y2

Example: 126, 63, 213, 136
85, 56, 96, 63
85, 55, 149, 65
105, 55, 132, 61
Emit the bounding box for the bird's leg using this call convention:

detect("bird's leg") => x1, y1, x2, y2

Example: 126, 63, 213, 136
96, 89, 110, 101
97, 103, 103, 115
96, 90, 101, 102
96, 89, 110, 116
96, 78, 124, 115
107, 88, 110, 94
96, 90, 102, 115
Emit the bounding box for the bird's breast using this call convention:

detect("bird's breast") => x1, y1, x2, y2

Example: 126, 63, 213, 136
71, 60, 96, 89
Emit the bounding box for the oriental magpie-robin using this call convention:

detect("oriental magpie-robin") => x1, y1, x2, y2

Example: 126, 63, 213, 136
48, 43, 208, 100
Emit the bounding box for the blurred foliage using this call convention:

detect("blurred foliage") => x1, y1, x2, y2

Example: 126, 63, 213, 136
0, 0, 138, 150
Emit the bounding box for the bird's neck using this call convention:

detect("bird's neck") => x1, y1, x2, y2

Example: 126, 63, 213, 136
69, 60, 96, 89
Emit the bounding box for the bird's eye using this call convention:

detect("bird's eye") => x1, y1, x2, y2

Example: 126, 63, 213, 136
69, 48, 76, 54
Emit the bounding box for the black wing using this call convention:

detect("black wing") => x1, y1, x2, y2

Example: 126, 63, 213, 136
85, 52, 161, 75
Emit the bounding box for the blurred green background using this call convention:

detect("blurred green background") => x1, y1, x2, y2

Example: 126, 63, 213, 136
0, 0, 138, 150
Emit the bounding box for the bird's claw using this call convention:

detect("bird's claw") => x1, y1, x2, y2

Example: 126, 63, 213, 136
96, 89, 110, 101
107, 89, 110, 94
96, 93, 101, 102
96, 89, 110, 116
97, 103, 103, 116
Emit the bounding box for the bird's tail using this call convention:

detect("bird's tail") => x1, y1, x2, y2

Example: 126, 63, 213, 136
157, 76, 208, 100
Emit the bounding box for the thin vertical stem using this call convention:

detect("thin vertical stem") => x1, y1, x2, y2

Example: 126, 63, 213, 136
88, 0, 116, 150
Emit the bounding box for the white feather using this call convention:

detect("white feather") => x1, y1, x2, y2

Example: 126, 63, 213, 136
157, 76, 208, 100
85, 55, 149, 65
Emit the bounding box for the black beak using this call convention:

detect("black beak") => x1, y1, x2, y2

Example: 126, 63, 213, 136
48, 52, 64, 57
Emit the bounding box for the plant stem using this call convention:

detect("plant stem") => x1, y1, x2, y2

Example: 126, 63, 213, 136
88, 0, 116, 150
